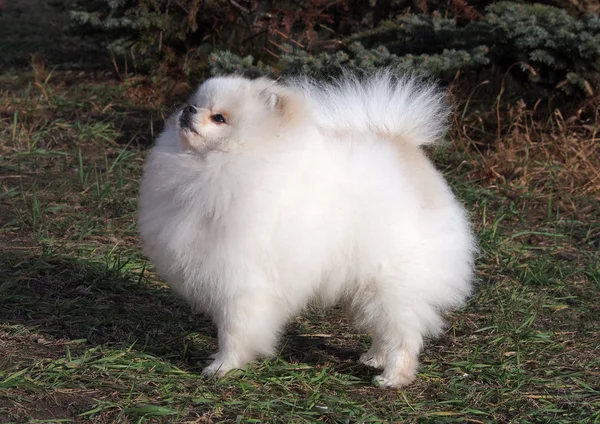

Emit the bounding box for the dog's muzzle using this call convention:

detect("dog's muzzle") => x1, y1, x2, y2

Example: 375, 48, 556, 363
179, 105, 197, 131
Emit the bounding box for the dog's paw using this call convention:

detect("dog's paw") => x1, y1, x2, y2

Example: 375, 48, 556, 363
201, 356, 244, 378
203, 352, 219, 365
359, 351, 385, 369
202, 362, 228, 378
372, 372, 415, 388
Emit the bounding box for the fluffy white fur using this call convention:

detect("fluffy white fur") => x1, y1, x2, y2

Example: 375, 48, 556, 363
138, 71, 475, 388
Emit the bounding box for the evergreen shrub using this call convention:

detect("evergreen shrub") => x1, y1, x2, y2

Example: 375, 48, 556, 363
65, 0, 600, 99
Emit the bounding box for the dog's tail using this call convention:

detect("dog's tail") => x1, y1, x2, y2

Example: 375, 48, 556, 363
289, 70, 450, 147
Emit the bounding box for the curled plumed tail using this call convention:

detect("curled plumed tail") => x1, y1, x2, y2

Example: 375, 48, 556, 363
289, 71, 450, 146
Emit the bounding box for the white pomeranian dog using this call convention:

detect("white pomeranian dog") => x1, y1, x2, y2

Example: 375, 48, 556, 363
138, 71, 475, 388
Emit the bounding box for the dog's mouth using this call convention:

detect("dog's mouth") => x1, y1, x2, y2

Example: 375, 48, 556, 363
179, 105, 201, 136
179, 115, 199, 136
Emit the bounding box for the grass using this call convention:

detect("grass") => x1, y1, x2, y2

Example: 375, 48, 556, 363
1, 3, 599, 423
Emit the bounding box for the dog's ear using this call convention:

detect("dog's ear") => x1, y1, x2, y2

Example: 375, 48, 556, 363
265, 91, 280, 109
259, 85, 282, 110
261, 86, 305, 124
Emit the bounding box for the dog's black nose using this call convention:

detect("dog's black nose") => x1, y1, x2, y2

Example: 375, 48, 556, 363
183, 105, 197, 115
180, 105, 197, 129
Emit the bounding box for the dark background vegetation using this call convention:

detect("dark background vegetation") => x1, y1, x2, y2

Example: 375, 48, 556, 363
0, 0, 598, 422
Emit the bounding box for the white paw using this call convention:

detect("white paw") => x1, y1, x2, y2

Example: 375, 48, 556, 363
372, 372, 415, 388
204, 352, 219, 364
359, 351, 386, 369
201, 357, 242, 378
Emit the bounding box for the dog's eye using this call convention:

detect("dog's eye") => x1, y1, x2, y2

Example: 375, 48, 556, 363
211, 114, 226, 124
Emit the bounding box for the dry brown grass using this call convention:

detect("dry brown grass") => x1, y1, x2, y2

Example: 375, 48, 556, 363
451, 97, 600, 214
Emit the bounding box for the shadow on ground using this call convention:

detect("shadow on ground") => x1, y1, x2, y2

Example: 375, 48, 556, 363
0, 250, 371, 375
0, 251, 208, 360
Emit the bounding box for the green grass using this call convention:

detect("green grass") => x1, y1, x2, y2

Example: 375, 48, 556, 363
1, 5, 599, 419
1, 70, 598, 423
